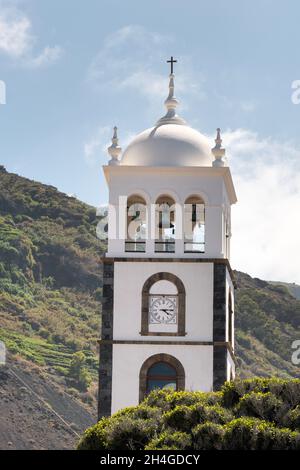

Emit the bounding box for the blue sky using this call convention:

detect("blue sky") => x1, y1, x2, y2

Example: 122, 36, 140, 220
0, 0, 300, 282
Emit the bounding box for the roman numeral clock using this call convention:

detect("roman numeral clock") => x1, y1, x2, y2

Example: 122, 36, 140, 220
98, 59, 237, 418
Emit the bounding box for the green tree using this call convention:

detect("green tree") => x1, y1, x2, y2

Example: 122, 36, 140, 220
69, 351, 92, 391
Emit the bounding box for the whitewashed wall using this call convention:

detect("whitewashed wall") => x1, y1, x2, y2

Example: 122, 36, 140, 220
113, 261, 214, 341
111, 344, 213, 413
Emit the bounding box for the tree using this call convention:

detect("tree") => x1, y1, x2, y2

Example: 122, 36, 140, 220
69, 351, 92, 391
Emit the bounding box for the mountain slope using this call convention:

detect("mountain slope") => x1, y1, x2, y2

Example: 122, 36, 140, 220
235, 271, 300, 379
0, 165, 105, 410
0, 356, 94, 449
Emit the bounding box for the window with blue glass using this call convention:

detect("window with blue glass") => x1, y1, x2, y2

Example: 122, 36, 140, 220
146, 362, 177, 393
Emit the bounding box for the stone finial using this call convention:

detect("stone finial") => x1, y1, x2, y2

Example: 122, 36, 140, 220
108, 126, 121, 165
212, 128, 226, 167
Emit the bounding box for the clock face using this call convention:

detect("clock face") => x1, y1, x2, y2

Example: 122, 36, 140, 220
149, 296, 177, 324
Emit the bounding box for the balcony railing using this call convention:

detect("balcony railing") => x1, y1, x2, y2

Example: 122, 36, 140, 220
155, 240, 175, 253
125, 240, 146, 252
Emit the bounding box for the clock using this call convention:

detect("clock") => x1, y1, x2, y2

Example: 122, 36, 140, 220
149, 295, 177, 324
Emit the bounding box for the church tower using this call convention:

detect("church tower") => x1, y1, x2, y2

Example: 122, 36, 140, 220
98, 60, 237, 418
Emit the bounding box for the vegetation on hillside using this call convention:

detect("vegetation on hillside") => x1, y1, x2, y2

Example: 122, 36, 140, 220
78, 378, 300, 450
0, 166, 105, 405
234, 272, 300, 378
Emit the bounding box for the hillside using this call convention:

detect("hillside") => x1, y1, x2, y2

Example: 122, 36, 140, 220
0, 165, 105, 411
0, 166, 300, 447
234, 271, 300, 379
0, 356, 94, 449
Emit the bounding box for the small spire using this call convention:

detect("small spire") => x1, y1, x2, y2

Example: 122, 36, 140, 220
108, 126, 121, 165
212, 128, 226, 167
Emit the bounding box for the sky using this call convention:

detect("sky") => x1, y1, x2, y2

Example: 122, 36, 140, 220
0, 0, 300, 283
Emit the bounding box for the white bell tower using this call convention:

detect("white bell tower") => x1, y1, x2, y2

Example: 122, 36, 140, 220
98, 59, 237, 418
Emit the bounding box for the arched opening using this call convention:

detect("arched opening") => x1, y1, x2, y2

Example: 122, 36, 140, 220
147, 362, 177, 393
184, 195, 205, 253
155, 195, 175, 253
125, 194, 147, 252
141, 272, 186, 336
139, 353, 185, 401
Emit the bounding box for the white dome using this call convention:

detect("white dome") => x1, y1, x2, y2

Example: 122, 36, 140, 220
121, 124, 213, 167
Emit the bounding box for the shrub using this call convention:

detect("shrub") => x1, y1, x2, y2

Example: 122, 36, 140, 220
146, 431, 192, 450
69, 351, 92, 391
113, 405, 162, 422
77, 417, 109, 450
222, 377, 300, 409
163, 403, 233, 433
163, 405, 195, 432
283, 405, 300, 430
235, 392, 283, 422
192, 422, 225, 450
143, 389, 174, 411
164, 390, 221, 409
105, 416, 158, 450
224, 417, 299, 450
77, 379, 300, 450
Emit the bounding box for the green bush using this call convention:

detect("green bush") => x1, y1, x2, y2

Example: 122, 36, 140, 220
283, 405, 300, 431
163, 405, 196, 432
77, 418, 109, 450
222, 378, 300, 410
235, 392, 283, 422
192, 422, 225, 450
78, 380, 300, 450
105, 416, 158, 450
224, 417, 299, 450
143, 388, 174, 411
112, 404, 162, 421
69, 351, 92, 391
146, 431, 192, 450
162, 403, 231, 433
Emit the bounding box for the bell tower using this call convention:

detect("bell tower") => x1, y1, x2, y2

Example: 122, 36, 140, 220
98, 61, 237, 418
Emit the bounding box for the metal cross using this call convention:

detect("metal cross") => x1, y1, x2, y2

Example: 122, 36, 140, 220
167, 56, 177, 74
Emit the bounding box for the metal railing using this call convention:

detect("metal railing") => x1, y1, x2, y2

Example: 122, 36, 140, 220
125, 240, 146, 252
155, 240, 175, 253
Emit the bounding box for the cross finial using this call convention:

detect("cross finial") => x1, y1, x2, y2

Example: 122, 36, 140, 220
167, 56, 177, 74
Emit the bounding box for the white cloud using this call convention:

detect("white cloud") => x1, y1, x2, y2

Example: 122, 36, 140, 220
84, 126, 111, 167
26, 45, 63, 69
87, 25, 205, 107
0, 7, 63, 68
222, 129, 300, 284
0, 11, 32, 57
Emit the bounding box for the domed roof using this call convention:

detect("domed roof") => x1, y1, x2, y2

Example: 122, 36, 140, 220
107, 69, 227, 168
120, 72, 213, 167
121, 124, 213, 167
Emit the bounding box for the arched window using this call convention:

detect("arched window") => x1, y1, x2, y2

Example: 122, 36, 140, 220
184, 195, 205, 253
141, 272, 186, 336
125, 194, 147, 252
147, 362, 177, 393
139, 354, 185, 401
155, 195, 175, 253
